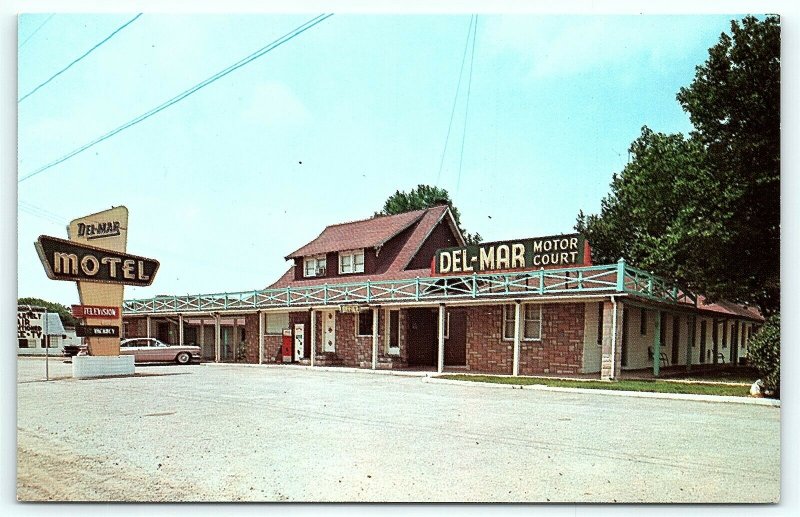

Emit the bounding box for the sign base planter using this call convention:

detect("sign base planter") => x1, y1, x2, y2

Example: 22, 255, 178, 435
72, 355, 134, 379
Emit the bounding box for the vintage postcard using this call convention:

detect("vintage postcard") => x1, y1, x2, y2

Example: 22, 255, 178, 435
13, 5, 782, 505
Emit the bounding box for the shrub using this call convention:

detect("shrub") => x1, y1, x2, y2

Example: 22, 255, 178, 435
747, 314, 780, 397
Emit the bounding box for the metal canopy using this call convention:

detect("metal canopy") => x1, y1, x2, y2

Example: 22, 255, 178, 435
123, 260, 695, 315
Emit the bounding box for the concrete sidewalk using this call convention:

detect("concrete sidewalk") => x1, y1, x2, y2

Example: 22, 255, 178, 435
205, 361, 780, 407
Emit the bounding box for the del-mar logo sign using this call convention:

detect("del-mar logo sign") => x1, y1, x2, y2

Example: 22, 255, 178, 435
77, 221, 121, 240
433, 234, 587, 275
35, 235, 159, 286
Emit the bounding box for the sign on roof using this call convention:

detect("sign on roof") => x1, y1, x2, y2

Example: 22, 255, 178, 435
433, 234, 588, 275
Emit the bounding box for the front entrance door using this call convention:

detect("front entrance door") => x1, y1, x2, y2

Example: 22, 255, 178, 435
444, 310, 466, 366
322, 310, 336, 352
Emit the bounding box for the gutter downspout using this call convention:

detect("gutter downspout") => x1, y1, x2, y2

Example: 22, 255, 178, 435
610, 295, 618, 380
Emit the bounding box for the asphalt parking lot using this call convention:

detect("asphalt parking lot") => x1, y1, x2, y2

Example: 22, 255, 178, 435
16, 357, 780, 502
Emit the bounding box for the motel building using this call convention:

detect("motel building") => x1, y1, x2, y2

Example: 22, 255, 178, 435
121, 205, 763, 380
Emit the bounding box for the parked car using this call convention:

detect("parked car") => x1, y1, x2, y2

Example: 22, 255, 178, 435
119, 338, 201, 364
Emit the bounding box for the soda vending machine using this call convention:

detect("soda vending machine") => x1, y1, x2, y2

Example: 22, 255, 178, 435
281, 328, 292, 363
294, 323, 305, 361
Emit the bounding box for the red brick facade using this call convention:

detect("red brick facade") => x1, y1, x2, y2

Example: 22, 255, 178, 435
242, 313, 283, 364
462, 303, 585, 375
464, 306, 513, 374
520, 303, 584, 375
309, 310, 408, 369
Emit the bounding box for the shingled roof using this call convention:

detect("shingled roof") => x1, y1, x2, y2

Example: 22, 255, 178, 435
697, 295, 765, 322
271, 204, 460, 288
285, 209, 428, 259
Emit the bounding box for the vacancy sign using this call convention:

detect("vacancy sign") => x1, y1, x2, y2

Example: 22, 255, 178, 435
71, 305, 120, 319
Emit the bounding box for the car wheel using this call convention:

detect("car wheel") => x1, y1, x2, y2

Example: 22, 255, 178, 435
176, 352, 191, 365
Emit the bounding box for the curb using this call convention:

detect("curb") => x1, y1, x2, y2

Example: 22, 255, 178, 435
201, 362, 432, 378
199, 362, 779, 406
422, 377, 781, 407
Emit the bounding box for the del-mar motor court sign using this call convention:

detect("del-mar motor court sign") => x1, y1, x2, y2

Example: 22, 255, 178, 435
433, 233, 587, 275
35, 235, 159, 286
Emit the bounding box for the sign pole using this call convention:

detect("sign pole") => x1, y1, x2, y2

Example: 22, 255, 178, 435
44, 308, 49, 381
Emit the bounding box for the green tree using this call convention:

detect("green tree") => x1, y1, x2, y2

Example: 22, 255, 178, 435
377, 184, 482, 244
747, 314, 779, 398
676, 14, 780, 313
577, 15, 779, 314
17, 297, 78, 327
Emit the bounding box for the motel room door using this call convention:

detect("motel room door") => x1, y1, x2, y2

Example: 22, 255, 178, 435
321, 310, 336, 353
406, 308, 467, 367
406, 308, 437, 367
444, 310, 467, 366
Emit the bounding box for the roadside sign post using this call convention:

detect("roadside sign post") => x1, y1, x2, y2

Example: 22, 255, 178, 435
34, 206, 160, 379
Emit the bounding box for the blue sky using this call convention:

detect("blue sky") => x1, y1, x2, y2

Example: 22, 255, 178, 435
16, 13, 756, 305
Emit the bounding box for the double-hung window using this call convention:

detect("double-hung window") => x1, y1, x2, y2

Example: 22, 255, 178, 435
502, 304, 542, 341
265, 313, 289, 335
339, 249, 365, 274
303, 255, 326, 277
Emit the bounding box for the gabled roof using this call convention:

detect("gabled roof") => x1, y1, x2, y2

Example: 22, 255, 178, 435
285, 208, 428, 259
696, 295, 765, 322
271, 204, 461, 288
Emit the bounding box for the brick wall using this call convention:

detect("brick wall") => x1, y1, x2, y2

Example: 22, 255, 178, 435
242, 314, 283, 364
463, 303, 585, 375
521, 303, 584, 375
465, 306, 513, 374
310, 310, 408, 369
123, 317, 147, 338
333, 312, 374, 368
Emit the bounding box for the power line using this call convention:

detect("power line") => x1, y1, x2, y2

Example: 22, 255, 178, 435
18, 203, 65, 226
435, 15, 475, 187
456, 15, 478, 194
18, 14, 55, 49
19, 14, 143, 104
19, 13, 334, 184
19, 200, 67, 222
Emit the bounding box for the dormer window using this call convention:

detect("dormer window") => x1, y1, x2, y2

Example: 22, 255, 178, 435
339, 249, 365, 274
304, 255, 327, 277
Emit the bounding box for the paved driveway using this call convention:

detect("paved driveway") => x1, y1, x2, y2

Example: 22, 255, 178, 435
16, 358, 780, 502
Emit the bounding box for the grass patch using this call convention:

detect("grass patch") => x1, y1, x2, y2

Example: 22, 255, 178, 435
437, 374, 751, 397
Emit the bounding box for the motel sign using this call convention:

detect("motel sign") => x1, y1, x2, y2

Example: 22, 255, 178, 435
434, 234, 587, 275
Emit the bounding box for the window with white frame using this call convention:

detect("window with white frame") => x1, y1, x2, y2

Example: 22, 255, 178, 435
357, 310, 379, 337
303, 255, 327, 277
339, 249, 365, 274
265, 313, 289, 335
387, 310, 400, 355
503, 305, 516, 340
523, 304, 542, 340
503, 304, 542, 341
